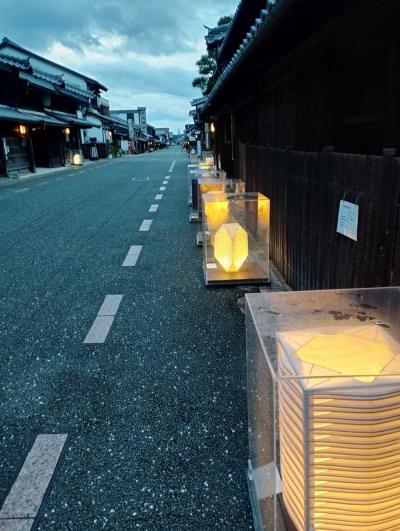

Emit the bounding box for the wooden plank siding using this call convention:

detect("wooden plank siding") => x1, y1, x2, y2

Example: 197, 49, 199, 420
237, 142, 400, 290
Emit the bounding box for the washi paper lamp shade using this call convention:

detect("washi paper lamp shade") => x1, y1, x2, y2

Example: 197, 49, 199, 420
214, 222, 248, 272
277, 324, 400, 530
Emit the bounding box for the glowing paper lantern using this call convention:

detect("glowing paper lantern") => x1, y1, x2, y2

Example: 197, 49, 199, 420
277, 324, 400, 530
72, 153, 83, 165
214, 222, 248, 272
258, 196, 270, 230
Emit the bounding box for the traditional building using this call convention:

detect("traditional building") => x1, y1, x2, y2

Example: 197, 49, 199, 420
200, 0, 400, 290
0, 37, 109, 176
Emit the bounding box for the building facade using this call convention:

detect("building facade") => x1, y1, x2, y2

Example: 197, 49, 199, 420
200, 0, 400, 290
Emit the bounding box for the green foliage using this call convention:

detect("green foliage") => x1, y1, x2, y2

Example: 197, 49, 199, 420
192, 15, 233, 95
192, 76, 209, 91
218, 16, 233, 26
196, 54, 217, 76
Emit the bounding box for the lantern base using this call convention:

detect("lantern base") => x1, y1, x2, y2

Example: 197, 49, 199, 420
204, 261, 269, 286
189, 211, 199, 223
196, 231, 203, 247
247, 461, 287, 531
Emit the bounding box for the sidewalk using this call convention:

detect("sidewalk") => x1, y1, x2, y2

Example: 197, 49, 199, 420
0, 157, 115, 188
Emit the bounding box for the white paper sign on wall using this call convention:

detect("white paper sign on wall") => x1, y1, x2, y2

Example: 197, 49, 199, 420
337, 200, 359, 241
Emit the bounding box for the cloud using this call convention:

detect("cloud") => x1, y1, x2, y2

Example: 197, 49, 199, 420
0, 0, 239, 132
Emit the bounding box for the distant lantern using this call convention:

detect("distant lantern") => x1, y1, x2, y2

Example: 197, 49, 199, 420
72, 153, 83, 165
210, 122, 215, 133
19, 124, 27, 135
214, 222, 248, 272
277, 324, 400, 530
65, 127, 71, 136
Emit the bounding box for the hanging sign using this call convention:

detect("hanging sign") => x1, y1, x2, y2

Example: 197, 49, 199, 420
337, 200, 359, 241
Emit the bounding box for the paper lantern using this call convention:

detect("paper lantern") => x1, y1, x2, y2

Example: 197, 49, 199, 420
72, 153, 83, 165
214, 222, 248, 272
277, 324, 400, 530
19, 124, 27, 135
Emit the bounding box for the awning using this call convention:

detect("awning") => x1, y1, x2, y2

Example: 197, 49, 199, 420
17, 108, 68, 126
45, 110, 94, 128
0, 104, 42, 123
19, 71, 58, 94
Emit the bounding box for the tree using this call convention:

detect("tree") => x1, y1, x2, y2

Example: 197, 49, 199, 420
192, 15, 233, 95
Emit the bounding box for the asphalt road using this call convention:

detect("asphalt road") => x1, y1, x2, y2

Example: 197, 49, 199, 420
0, 148, 253, 530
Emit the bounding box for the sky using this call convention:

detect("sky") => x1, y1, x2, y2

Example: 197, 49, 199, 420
0, 0, 239, 133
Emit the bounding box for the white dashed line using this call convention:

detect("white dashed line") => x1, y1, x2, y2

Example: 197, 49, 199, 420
55, 177, 63, 181
159, 186, 166, 191
162, 181, 168, 185
139, 219, 153, 232
36, 181, 49, 186
155, 194, 163, 200
84, 295, 123, 344
165, 176, 170, 180
0, 434, 67, 530
122, 245, 142, 267
149, 204, 159, 213
15, 188, 29, 193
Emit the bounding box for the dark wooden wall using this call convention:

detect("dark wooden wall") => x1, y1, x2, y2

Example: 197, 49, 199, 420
210, 0, 400, 289
237, 143, 400, 290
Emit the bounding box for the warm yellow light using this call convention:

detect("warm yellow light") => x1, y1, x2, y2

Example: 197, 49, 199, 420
19, 124, 26, 135
199, 182, 223, 195
214, 222, 248, 272
73, 153, 82, 165
296, 333, 394, 382
278, 325, 400, 530
210, 122, 215, 133
258, 198, 270, 229
65, 127, 70, 136
204, 198, 229, 232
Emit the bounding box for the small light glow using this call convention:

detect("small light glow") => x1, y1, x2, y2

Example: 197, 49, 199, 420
73, 153, 82, 165
19, 124, 26, 135
65, 127, 70, 136
204, 197, 229, 232
210, 122, 215, 133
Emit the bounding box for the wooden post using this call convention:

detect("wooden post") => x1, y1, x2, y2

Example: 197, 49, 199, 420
27, 129, 36, 173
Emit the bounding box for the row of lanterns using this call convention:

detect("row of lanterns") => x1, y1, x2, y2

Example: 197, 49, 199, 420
188, 153, 399, 531
187, 153, 270, 286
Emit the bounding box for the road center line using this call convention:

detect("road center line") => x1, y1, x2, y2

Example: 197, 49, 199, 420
0, 434, 67, 527
36, 181, 49, 186
84, 295, 123, 344
149, 204, 159, 213
122, 245, 142, 267
155, 194, 163, 200
159, 186, 166, 191
162, 181, 168, 185
165, 176, 170, 180
15, 188, 29, 193
139, 219, 153, 232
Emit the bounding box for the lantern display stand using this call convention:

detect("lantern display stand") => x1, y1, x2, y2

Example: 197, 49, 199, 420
202, 192, 270, 286
187, 163, 217, 207
189, 168, 227, 221
196, 179, 245, 246
245, 287, 400, 531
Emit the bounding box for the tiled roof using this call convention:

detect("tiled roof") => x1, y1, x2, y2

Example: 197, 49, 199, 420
202, 0, 282, 112
0, 52, 30, 70
0, 104, 42, 123
205, 24, 230, 47
45, 110, 94, 128
17, 108, 68, 126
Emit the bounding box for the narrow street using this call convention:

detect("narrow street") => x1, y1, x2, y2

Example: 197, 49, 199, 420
0, 148, 252, 530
